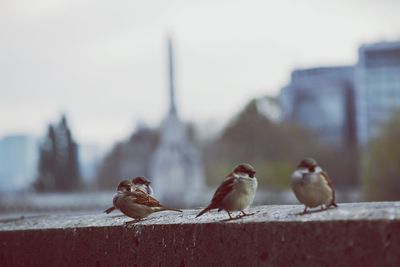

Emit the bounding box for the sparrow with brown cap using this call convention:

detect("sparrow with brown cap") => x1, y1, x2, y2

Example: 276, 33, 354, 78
104, 176, 154, 214
196, 163, 258, 220
291, 158, 338, 214
107, 180, 182, 223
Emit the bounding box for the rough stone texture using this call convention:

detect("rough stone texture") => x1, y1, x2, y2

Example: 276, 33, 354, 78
1, 202, 400, 266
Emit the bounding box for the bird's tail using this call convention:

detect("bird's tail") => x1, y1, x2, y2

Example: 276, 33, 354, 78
104, 206, 116, 214
196, 205, 212, 218
157, 206, 183, 213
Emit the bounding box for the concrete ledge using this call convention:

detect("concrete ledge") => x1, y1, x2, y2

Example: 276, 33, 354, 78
1, 202, 400, 266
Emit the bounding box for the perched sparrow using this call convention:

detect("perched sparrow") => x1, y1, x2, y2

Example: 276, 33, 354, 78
104, 179, 133, 214
291, 158, 338, 213
196, 163, 258, 220
132, 176, 154, 196
104, 176, 153, 214
109, 180, 182, 222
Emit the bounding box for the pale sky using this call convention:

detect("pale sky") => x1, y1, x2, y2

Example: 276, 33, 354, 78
1, 0, 399, 148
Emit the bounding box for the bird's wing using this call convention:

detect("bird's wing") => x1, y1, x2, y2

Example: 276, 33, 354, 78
210, 175, 236, 207
321, 170, 336, 203
125, 189, 161, 208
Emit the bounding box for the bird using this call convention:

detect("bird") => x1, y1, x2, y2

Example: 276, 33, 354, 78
109, 180, 182, 223
104, 176, 154, 214
132, 176, 154, 195
196, 163, 258, 220
291, 158, 338, 214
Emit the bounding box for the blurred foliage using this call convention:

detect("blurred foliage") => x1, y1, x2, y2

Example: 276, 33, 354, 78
204, 160, 294, 190
203, 98, 359, 189
96, 127, 159, 190
255, 161, 294, 190
363, 111, 400, 201
34, 115, 81, 192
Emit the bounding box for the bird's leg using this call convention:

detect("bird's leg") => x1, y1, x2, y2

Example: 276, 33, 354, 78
237, 210, 255, 218
320, 204, 327, 211
302, 206, 309, 214
226, 210, 233, 220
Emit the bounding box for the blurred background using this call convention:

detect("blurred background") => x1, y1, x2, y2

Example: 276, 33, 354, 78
1, 0, 400, 217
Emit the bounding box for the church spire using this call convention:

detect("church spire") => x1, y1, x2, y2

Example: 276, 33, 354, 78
168, 36, 177, 115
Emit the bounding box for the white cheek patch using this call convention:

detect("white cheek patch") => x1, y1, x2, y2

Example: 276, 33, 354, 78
234, 172, 249, 179
297, 167, 309, 173
292, 170, 304, 181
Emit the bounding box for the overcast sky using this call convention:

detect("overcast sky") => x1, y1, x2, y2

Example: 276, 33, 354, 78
1, 0, 399, 147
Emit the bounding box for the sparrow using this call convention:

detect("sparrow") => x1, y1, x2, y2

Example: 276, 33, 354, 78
104, 176, 154, 214
291, 158, 338, 214
132, 176, 154, 195
109, 180, 182, 222
196, 163, 258, 220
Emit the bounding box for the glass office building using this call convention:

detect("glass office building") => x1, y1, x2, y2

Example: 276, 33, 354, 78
280, 66, 356, 147
355, 41, 400, 144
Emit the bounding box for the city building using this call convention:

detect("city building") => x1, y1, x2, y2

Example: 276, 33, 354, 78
150, 37, 205, 206
280, 66, 356, 147
355, 41, 400, 145
0, 135, 39, 191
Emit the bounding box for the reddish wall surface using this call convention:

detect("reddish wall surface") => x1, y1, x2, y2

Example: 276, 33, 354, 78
1, 202, 400, 267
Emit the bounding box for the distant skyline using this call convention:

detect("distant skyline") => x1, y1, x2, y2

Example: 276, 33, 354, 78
1, 0, 399, 147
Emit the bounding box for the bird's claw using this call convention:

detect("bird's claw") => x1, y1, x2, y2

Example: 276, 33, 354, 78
236, 211, 255, 218
125, 219, 141, 225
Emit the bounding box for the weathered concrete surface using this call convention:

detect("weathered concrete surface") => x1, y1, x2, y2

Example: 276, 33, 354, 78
1, 202, 400, 266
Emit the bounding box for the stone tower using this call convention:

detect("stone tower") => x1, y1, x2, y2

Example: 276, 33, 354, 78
150, 36, 204, 206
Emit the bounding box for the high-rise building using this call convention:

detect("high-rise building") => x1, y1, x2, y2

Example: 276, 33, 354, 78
0, 135, 39, 191
280, 66, 356, 147
355, 41, 400, 144
150, 37, 205, 206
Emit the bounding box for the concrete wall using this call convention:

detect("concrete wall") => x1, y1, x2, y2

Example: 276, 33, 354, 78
1, 202, 400, 266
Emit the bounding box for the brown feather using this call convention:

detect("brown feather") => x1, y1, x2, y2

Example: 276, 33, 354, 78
321, 171, 337, 207
123, 189, 182, 212
210, 175, 235, 207
125, 189, 162, 207
196, 175, 236, 217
